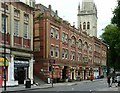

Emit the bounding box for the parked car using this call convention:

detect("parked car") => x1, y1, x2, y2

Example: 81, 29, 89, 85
115, 73, 120, 83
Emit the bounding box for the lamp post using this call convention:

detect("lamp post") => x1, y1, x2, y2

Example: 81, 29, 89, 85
3, 1, 7, 91
106, 46, 109, 76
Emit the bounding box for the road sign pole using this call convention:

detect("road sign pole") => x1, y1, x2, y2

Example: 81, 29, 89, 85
49, 58, 55, 87
51, 64, 53, 87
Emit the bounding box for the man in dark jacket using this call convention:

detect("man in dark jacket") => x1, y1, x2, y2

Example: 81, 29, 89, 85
107, 74, 111, 87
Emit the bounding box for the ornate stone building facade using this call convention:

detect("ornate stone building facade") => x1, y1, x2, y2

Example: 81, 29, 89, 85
0, 1, 34, 86
77, 0, 97, 37
33, 4, 107, 82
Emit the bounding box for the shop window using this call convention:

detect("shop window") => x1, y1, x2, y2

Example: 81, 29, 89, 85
78, 71, 80, 75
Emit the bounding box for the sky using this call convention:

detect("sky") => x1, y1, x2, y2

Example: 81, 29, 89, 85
35, 0, 117, 38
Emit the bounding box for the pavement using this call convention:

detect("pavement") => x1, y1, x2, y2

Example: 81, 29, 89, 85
0, 78, 119, 93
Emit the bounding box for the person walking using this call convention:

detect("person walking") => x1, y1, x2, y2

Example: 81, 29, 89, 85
90, 74, 94, 81
107, 74, 111, 87
111, 71, 116, 87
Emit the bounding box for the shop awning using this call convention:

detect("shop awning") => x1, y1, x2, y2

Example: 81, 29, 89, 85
0, 57, 9, 66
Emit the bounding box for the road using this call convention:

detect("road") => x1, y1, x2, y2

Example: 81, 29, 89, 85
15, 79, 119, 93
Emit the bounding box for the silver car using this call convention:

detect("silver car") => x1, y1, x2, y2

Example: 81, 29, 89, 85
115, 73, 120, 83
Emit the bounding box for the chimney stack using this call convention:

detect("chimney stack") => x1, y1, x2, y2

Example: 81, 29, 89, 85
55, 10, 58, 15
48, 5, 51, 10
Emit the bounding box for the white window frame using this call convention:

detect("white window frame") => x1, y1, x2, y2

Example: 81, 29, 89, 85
56, 29, 59, 40
62, 32, 65, 42
55, 47, 59, 58
50, 27, 54, 38
14, 19, 19, 36
50, 46, 54, 57
70, 51, 75, 60
23, 23, 28, 38
24, 14, 29, 21
65, 34, 68, 43
78, 40, 82, 48
78, 53, 82, 61
2, 15, 7, 33
71, 38, 75, 46
62, 48, 65, 59
65, 49, 68, 59
14, 9, 20, 17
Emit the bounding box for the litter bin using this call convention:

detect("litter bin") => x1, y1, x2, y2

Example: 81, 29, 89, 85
48, 77, 50, 84
25, 78, 31, 88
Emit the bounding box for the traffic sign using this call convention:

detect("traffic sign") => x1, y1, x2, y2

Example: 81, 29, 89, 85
49, 59, 55, 64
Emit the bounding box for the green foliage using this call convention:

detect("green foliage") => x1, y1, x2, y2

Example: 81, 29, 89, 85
111, 6, 120, 27
101, 24, 120, 70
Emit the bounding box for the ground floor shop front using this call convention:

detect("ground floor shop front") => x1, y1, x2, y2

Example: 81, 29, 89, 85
34, 62, 102, 83
49, 65, 94, 82
0, 48, 34, 87
34, 59, 106, 83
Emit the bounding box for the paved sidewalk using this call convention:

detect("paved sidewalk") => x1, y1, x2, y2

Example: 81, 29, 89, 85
0, 78, 117, 92
97, 86, 118, 91
0, 81, 78, 93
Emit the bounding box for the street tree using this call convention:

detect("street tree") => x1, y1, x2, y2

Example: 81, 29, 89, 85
101, 24, 120, 70
111, 2, 120, 28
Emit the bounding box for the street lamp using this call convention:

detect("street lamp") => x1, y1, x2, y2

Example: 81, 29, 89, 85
3, 1, 7, 91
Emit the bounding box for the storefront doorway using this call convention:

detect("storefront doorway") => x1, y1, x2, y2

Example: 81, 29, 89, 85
14, 57, 29, 84
84, 70, 86, 80
62, 66, 67, 80
17, 67, 25, 84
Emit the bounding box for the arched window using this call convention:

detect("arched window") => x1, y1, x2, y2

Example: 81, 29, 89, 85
80, 22, 82, 29
87, 22, 90, 29
84, 42, 88, 50
72, 37, 75, 45
78, 39, 82, 48
71, 36, 76, 46
83, 22, 86, 30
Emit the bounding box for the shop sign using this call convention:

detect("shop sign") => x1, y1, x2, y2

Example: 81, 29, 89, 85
14, 60, 29, 67
0, 57, 9, 66
0, 48, 10, 54
49, 59, 55, 65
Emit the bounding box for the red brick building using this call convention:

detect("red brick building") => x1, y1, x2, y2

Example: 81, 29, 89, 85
33, 4, 107, 82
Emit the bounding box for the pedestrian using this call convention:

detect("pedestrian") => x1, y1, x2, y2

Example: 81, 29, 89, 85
90, 74, 94, 81
111, 71, 116, 87
107, 74, 111, 87
111, 76, 116, 87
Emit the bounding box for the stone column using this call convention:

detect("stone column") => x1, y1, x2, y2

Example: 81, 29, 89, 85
7, 55, 17, 86
29, 56, 34, 84
8, 55, 14, 81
